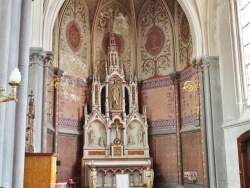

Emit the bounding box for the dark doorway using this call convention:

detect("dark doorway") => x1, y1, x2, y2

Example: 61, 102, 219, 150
238, 131, 250, 188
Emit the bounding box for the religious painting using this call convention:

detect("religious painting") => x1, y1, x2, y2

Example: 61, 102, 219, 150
139, 0, 174, 79
66, 21, 82, 51
113, 146, 122, 156
145, 26, 165, 56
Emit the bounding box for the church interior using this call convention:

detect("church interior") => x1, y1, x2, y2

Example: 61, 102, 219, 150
0, 0, 250, 188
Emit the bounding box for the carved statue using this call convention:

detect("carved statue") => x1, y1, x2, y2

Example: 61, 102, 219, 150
128, 134, 135, 145
99, 137, 105, 147
89, 129, 96, 145
146, 167, 154, 188
112, 120, 122, 139
111, 80, 120, 109
137, 130, 143, 145
89, 167, 97, 188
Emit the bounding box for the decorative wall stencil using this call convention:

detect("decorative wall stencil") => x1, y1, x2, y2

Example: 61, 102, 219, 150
153, 135, 178, 182
145, 26, 165, 56
95, 47, 107, 75
141, 76, 176, 130
93, 1, 136, 80
182, 131, 204, 184
103, 33, 124, 55
66, 21, 81, 51
58, 75, 86, 129
139, 0, 174, 80
177, 6, 193, 70
180, 14, 191, 43
180, 67, 199, 127
57, 135, 82, 181
59, 0, 90, 78
164, 0, 175, 18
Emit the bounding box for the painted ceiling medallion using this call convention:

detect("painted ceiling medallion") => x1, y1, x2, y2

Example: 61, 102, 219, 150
145, 26, 165, 56
180, 14, 191, 43
66, 21, 81, 51
103, 33, 124, 55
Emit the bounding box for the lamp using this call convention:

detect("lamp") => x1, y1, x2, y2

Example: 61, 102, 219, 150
49, 68, 66, 90
0, 68, 21, 102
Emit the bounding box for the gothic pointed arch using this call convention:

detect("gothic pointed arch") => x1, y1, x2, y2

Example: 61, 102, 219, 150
92, 0, 136, 80
138, 0, 175, 80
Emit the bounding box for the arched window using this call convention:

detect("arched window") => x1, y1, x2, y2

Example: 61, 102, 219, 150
240, 0, 250, 98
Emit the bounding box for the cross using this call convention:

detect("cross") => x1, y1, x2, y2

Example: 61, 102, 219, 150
112, 120, 122, 138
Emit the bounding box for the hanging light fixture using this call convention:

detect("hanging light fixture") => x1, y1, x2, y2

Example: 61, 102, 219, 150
0, 68, 21, 102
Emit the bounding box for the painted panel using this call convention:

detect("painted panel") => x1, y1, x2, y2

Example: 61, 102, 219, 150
180, 67, 199, 127
57, 135, 83, 182
142, 76, 176, 130
181, 131, 204, 185
152, 135, 178, 182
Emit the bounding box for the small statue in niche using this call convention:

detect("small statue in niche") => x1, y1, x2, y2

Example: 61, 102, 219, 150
112, 120, 122, 139
137, 130, 143, 145
99, 137, 105, 147
89, 129, 96, 145
146, 167, 154, 188
128, 134, 135, 145
89, 167, 97, 188
111, 79, 120, 110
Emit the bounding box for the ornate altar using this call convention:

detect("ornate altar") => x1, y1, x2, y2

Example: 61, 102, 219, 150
82, 32, 153, 187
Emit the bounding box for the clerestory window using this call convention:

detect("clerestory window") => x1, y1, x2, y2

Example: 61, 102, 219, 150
240, 0, 250, 98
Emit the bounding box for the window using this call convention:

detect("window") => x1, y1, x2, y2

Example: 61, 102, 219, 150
240, 0, 250, 98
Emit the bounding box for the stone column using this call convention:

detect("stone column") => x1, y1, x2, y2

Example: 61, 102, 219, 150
201, 60, 217, 188
0, 0, 13, 184
201, 56, 227, 188
1, 0, 22, 187
29, 47, 45, 152
53, 68, 64, 153
193, 58, 209, 188
170, 71, 183, 188
41, 51, 53, 152
12, 0, 32, 187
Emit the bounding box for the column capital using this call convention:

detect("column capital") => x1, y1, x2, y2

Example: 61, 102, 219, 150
44, 51, 53, 66
192, 56, 219, 72
54, 67, 64, 77
192, 58, 203, 72
29, 47, 46, 66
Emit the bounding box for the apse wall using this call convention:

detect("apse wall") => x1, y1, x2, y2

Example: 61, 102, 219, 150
139, 1, 205, 187
47, 0, 206, 186
49, 0, 89, 181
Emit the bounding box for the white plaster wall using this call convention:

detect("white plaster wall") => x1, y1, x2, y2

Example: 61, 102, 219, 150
30, 0, 43, 47
217, 0, 243, 122
217, 0, 250, 187
223, 113, 250, 188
